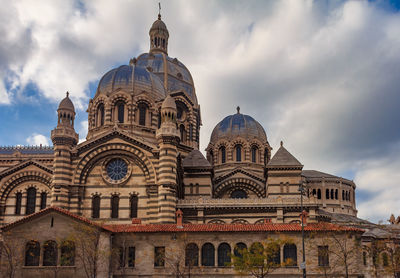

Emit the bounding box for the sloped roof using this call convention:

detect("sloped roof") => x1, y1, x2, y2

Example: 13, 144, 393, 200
0, 160, 53, 179
363, 227, 393, 239
1, 206, 111, 232
268, 144, 302, 167
105, 222, 363, 233
318, 210, 373, 228
302, 170, 337, 178
302, 170, 354, 184
182, 150, 211, 168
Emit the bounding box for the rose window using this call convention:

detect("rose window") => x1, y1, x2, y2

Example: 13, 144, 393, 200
106, 159, 128, 181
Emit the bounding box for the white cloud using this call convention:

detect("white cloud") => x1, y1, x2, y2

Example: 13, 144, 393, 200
26, 133, 50, 146
78, 120, 88, 144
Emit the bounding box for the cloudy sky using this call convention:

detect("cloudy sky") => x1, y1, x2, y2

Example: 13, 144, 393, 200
0, 0, 400, 222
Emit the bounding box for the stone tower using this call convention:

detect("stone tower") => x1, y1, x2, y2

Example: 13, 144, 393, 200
50, 92, 78, 208
156, 94, 179, 223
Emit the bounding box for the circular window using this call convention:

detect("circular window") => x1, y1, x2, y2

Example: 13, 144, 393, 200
106, 159, 128, 181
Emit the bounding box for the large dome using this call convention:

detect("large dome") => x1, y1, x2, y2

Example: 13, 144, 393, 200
210, 109, 267, 143
136, 53, 197, 105
96, 64, 166, 100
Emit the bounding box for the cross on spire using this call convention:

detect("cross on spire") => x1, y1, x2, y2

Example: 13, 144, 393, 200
236, 106, 240, 114
158, 2, 161, 20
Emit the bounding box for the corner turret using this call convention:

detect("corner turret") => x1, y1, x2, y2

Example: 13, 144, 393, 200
156, 95, 180, 223
50, 92, 79, 208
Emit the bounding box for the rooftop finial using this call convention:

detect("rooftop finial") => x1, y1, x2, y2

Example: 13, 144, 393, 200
158, 2, 161, 20
66, 91, 69, 97
236, 106, 240, 114
280, 140, 283, 147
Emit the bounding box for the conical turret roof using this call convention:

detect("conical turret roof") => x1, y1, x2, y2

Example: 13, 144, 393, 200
268, 142, 302, 167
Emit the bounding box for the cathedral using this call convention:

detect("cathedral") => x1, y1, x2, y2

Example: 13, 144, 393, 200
0, 12, 397, 278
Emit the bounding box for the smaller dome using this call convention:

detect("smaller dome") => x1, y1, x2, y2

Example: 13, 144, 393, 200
162, 94, 176, 110
58, 92, 75, 112
210, 108, 267, 143
150, 17, 169, 37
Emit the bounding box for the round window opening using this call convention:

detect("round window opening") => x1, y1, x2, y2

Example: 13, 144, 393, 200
106, 159, 128, 181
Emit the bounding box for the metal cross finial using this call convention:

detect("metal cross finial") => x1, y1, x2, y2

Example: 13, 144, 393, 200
236, 106, 240, 114
280, 140, 283, 147
158, 2, 161, 19
66, 91, 69, 97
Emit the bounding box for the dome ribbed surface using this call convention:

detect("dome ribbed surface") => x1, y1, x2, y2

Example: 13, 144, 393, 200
58, 95, 75, 112
96, 65, 166, 100
150, 19, 169, 36
136, 53, 197, 105
210, 113, 267, 143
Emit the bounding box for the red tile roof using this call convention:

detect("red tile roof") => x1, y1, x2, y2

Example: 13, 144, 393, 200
105, 222, 363, 233
1, 206, 364, 234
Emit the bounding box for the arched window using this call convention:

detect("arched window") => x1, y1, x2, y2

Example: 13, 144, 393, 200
330, 189, 334, 199
283, 244, 297, 266
116, 101, 125, 123
342, 190, 345, 200
250, 242, 264, 254
97, 104, 104, 126
312, 189, 316, 196
189, 124, 193, 141
61, 240, 75, 266
317, 189, 321, 199
335, 189, 338, 200
209, 150, 214, 165
111, 195, 119, 218
219, 146, 226, 163
40, 192, 47, 210
185, 243, 199, 267
231, 189, 247, 199
235, 145, 242, 162
363, 251, 367, 266
26, 187, 36, 215
326, 189, 329, 200
234, 242, 247, 258
92, 195, 100, 219
382, 252, 389, 267
157, 111, 161, 128
251, 146, 258, 163
264, 149, 269, 164
138, 103, 148, 126
43, 240, 58, 266
180, 125, 186, 143
250, 242, 264, 266
130, 195, 138, 218
15, 192, 22, 215
348, 191, 351, 202
218, 243, 231, 266
25, 241, 40, 266
201, 243, 215, 266
267, 241, 280, 265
